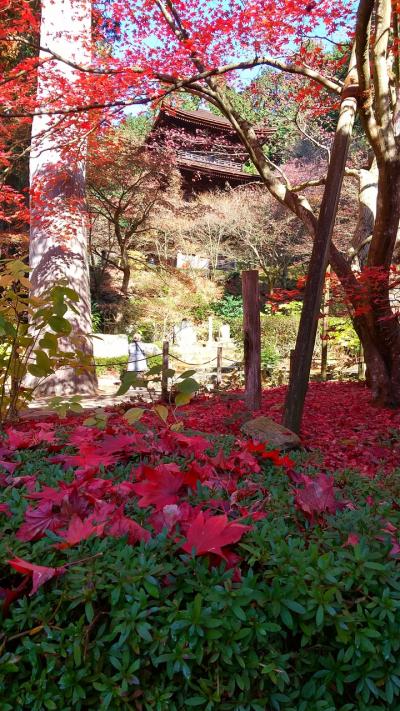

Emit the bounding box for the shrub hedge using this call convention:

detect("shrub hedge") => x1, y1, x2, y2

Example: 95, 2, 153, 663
1, 450, 400, 710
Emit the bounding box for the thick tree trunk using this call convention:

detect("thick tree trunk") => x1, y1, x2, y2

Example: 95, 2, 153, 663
29, 0, 97, 396
363, 161, 400, 404
329, 161, 400, 407
350, 160, 378, 268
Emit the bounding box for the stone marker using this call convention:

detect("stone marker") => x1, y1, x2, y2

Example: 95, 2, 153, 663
241, 416, 300, 450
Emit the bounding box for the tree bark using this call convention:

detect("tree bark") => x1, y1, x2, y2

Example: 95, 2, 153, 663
350, 160, 378, 268
242, 270, 262, 412
121, 260, 131, 295
364, 160, 400, 404
29, 0, 97, 396
282, 86, 358, 433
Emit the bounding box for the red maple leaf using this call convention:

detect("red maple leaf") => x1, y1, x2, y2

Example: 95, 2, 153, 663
159, 431, 210, 457
132, 466, 184, 510
209, 448, 231, 469
56, 431, 152, 473
7, 557, 66, 596
16, 501, 63, 541
182, 461, 214, 489
80, 477, 114, 502
55, 515, 104, 549
100, 432, 151, 455
0, 459, 19, 475
173, 432, 210, 456
181, 511, 251, 560
5, 426, 56, 450
59, 447, 117, 471
58, 490, 91, 521
245, 441, 294, 468
91, 501, 118, 522
293, 474, 339, 524
107, 509, 150, 544
5, 428, 34, 450
111, 481, 138, 498
27, 481, 75, 505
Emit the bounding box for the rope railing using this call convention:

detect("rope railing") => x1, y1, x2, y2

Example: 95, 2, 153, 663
80, 342, 246, 404
89, 350, 243, 369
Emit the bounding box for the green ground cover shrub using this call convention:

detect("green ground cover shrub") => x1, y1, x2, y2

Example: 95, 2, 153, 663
94, 355, 129, 375
211, 295, 243, 321
1, 441, 400, 711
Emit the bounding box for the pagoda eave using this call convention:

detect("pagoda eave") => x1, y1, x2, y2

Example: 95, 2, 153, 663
178, 158, 263, 183
153, 106, 274, 144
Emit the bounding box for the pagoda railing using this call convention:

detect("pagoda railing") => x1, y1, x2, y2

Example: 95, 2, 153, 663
177, 150, 242, 169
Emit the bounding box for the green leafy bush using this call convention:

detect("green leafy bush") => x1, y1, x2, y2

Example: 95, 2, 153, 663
277, 300, 303, 316
1, 448, 400, 710
211, 295, 243, 321
260, 314, 299, 361
91, 301, 103, 333
0, 259, 92, 424
93, 355, 129, 375
260, 343, 280, 374
328, 318, 360, 357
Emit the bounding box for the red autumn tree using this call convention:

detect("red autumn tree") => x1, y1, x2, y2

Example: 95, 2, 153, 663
87, 128, 177, 294
132, 0, 399, 410
2, 0, 400, 408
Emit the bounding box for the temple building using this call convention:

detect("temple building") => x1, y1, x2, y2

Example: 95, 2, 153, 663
149, 105, 274, 195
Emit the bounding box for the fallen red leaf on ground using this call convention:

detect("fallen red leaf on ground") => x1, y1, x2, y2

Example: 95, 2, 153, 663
181, 511, 252, 560
7, 557, 66, 596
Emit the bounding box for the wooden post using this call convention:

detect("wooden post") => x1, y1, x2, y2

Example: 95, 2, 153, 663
161, 340, 169, 403
320, 266, 331, 381
216, 346, 223, 387
242, 270, 261, 411
282, 69, 358, 434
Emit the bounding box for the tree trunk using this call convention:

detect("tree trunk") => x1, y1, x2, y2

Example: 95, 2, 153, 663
363, 161, 400, 404
350, 161, 378, 268
121, 261, 131, 295
242, 270, 262, 411
29, 0, 97, 396
329, 162, 400, 407
282, 85, 358, 433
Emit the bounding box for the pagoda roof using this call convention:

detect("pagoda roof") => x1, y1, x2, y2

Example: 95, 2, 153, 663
153, 105, 274, 142
177, 155, 263, 183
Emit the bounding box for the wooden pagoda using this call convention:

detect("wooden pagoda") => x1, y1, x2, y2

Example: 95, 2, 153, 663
149, 105, 274, 194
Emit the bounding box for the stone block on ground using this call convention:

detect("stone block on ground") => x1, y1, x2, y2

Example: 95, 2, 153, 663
241, 416, 301, 450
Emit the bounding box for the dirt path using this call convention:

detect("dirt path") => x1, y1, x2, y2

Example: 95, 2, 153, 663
26, 374, 159, 416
